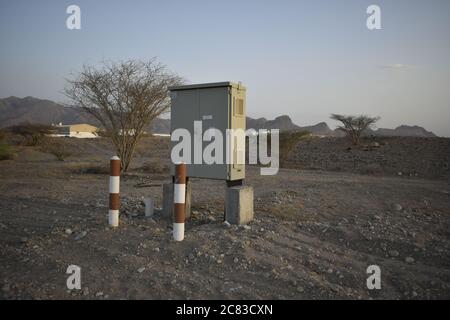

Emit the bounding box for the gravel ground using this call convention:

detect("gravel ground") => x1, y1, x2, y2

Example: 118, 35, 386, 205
286, 136, 450, 180
0, 137, 449, 299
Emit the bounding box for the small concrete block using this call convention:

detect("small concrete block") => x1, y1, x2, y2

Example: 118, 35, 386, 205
225, 186, 254, 225
162, 181, 191, 220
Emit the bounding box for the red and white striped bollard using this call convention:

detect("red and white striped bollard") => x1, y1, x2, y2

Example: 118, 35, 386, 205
173, 163, 186, 241
109, 156, 120, 227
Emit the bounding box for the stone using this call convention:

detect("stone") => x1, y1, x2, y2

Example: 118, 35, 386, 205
137, 267, 146, 273
393, 204, 403, 211
65, 228, 73, 235
225, 186, 254, 225
405, 257, 415, 264
389, 250, 400, 257
75, 231, 87, 240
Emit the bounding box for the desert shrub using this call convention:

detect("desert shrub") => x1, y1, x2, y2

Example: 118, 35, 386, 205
247, 130, 309, 167
64, 59, 183, 173
40, 139, 72, 161
278, 131, 310, 166
0, 142, 15, 160
7, 123, 55, 146
71, 163, 109, 174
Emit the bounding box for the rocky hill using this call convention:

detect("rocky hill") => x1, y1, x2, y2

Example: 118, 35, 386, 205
246, 115, 436, 137
0, 96, 93, 128
0, 96, 437, 137
246, 115, 334, 135
372, 125, 436, 138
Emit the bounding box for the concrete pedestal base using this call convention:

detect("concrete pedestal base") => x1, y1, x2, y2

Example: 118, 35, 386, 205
225, 186, 254, 225
162, 180, 191, 220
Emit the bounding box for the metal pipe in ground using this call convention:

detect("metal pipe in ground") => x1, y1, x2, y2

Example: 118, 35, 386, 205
173, 163, 186, 241
109, 156, 120, 227
144, 197, 154, 217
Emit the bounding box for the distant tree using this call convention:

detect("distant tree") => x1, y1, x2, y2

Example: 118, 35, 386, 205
64, 59, 183, 172
330, 114, 380, 145
8, 123, 55, 146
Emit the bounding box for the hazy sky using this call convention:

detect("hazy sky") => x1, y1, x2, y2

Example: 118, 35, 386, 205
1, 0, 449, 136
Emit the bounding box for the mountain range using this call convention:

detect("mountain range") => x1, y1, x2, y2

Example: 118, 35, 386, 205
0, 96, 437, 137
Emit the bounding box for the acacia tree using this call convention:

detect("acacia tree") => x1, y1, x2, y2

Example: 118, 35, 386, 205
330, 114, 380, 145
64, 59, 183, 172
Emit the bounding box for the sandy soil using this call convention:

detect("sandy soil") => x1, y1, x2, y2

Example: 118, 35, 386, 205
0, 137, 449, 299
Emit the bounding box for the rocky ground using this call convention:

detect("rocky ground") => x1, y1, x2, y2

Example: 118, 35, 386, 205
286, 136, 450, 180
0, 136, 449, 299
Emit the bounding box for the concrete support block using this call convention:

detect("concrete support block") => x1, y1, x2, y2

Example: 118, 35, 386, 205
185, 179, 192, 219
162, 180, 191, 220
225, 186, 254, 225
162, 183, 173, 219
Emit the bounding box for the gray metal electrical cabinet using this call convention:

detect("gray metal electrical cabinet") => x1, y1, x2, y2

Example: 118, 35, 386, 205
169, 82, 246, 181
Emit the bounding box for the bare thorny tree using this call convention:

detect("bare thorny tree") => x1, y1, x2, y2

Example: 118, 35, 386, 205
64, 59, 183, 172
330, 114, 380, 145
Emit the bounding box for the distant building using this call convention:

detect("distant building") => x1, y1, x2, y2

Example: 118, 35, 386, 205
51, 123, 99, 138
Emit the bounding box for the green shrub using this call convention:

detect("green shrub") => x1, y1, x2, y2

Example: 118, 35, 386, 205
0, 142, 15, 161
